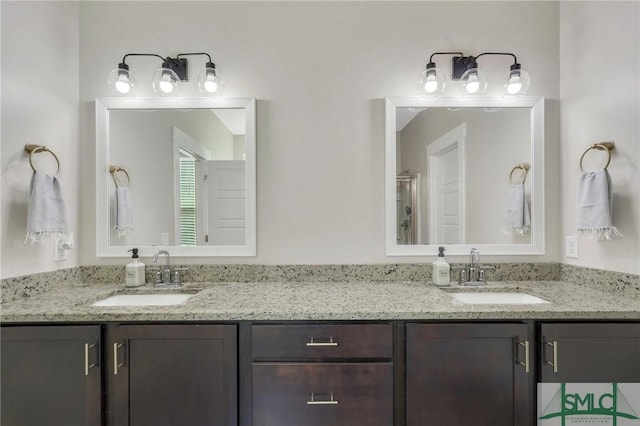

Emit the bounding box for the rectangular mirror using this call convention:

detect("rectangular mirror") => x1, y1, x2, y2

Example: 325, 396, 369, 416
385, 97, 544, 256
96, 97, 256, 257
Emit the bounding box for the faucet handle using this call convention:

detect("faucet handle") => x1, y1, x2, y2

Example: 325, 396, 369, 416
458, 268, 468, 285
147, 267, 163, 284
171, 267, 188, 285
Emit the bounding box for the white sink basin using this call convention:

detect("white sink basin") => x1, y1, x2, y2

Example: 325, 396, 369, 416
450, 292, 550, 305
92, 294, 192, 307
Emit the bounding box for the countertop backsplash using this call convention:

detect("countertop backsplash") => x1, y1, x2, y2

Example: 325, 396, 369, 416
1, 263, 638, 304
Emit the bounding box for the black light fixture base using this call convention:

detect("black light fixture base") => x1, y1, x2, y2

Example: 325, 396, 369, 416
164, 57, 189, 81
451, 56, 476, 80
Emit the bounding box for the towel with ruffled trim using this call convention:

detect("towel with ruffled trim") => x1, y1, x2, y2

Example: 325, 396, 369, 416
503, 183, 530, 237
25, 171, 70, 243
115, 186, 133, 238
576, 169, 622, 240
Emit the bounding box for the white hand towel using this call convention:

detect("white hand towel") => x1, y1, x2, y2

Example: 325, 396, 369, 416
576, 169, 622, 240
503, 183, 530, 236
25, 171, 70, 243
114, 186, 133, 238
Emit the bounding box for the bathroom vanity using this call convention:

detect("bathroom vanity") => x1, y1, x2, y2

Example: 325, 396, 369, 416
1, 281, 639, 426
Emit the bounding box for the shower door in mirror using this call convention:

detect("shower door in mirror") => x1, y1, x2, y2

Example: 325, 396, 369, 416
396, 175, 418, 245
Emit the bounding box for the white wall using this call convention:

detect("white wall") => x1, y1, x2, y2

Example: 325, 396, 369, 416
19, 2, 637, 276
1, 1, 79, 278
77, 1, 561, 266
559, 1, 640, 275
5, 2, 636, 276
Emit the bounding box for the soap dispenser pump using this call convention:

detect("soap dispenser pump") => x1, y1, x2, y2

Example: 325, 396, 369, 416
125, 248, 145, 287
432, 246, 450, 286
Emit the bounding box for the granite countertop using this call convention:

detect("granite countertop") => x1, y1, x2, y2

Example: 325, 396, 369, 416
1, 280, 639, 323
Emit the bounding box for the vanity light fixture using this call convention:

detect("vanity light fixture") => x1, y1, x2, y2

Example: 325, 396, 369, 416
419, 51, 530, 96
107, 52, 222, 96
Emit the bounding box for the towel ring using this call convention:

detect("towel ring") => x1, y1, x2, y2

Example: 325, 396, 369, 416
509, 163, 530, 185
579, 141, 615, 172
109, 165, 130, 186
24, 144, 60, 174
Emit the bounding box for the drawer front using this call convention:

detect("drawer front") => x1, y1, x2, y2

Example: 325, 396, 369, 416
252, 363, 393, 426
252, 324, 393, 360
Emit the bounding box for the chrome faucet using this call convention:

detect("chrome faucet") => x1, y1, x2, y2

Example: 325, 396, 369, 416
459, 248, 487, 286
151, 250, 187, 287
152, 250, 172, 285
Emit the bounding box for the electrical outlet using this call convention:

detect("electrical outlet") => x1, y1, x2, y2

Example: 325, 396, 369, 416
54, 237, 68, 262
565, 236, 579, 259
160, 232, 169, 246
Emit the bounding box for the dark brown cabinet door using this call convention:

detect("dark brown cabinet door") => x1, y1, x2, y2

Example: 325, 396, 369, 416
252, 362, 393, 426
406, 323, 531, 426
107, 324, 237, 426
1, 325, 102, 426
540, 323, 640, 382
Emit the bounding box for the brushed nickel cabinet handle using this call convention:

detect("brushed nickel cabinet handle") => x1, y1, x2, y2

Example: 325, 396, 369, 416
544, 340, 558, 373
306, 337, 338, 347
307, 393, 339, 405
517, 340, 530, 373
113, 343, 124, 375
84, 343, 98, 376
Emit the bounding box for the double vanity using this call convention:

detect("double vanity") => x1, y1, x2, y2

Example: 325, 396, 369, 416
2, 277, 639, 426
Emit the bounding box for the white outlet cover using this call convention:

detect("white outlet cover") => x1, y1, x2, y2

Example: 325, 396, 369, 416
565, 236, 578, 259
54, 237, 68, 262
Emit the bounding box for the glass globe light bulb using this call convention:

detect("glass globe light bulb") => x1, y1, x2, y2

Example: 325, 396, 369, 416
504, 66, 530, 96
424, 75, 439, 93
115, 76, 131, 94
460, 68, 486, 95
204, 75, 218, 93
506, 75, 522, 95
159, 74, 175, 94
152, 67, 180, 96
465, 75, 480, 94
107, 64, 135, 95
418, 64, 445, 96
198, 63, 223, 95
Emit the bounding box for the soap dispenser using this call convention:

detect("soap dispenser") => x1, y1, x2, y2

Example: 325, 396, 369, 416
432, 246, 450, 286
125, 248, 145, 287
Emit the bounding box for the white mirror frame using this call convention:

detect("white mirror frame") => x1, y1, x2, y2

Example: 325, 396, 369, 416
385, 96, 545, 256
96, 97, 256, 257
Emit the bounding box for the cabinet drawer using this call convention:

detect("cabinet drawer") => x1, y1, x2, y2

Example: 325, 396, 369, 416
252, 363, 393, 426
252, 324, 392, 360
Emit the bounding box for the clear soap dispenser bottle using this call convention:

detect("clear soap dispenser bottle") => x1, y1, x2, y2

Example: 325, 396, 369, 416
125, 248, 145, 287
432, 246, 450, 286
